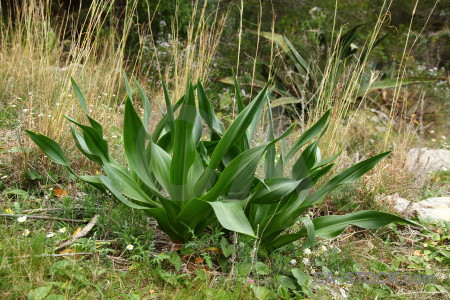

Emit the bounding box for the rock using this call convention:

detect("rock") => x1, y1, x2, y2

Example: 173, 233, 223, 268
416, 197, 450, 222
377, 194, 418, 215
378, 195, 450, 222
406, 148, 450, 173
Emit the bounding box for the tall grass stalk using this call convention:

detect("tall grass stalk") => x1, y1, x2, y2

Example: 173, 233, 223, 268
0, 0, 228, 180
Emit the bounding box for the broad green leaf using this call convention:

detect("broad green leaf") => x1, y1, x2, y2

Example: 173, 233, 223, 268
264, 99, 276, 179
202, 124, 294, 201
249, 178, 301, 204
123, 96, 157, 193
209, 201, 256, 238
122, 70, 133, 102
233, 75, 245, 113
99, 175, 150, 210
71, 78, 103, 135
69, 125, 103, 165
298, 216, 315, 249
161, 79, 175, 141
284, 36, 308, 74
170, 81, 197, 201
65, 116, 110, 163
357, 77, 441, 96
102, 163, 161, 207
197, 81, 224, 135
284, 110, 330, 162
194, 84, 270, 195
271, 97, 301, 108
25, 131, 70, 167
312, 210, 419, 239
149, 141, 172, 195
291, 141, 320, 180
133, 76, 151, 133
299, 151, 390, 209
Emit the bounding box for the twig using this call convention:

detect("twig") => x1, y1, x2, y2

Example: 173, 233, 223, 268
8, 252, 93, 258
55, 215, 99, 251
396, 291, 448, 296
23, 207, 85, 213
0, 213, 86, 223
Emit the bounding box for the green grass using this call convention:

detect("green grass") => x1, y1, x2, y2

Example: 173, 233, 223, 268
1, 182, 448, 299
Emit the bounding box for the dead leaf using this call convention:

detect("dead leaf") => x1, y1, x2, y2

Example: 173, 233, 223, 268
204, 247, 222, 254
72, 227, 82, 237
53, 188, 68, 198
413, 250, 423, 257
59, 248, 75, 255
195, 256, 204, 264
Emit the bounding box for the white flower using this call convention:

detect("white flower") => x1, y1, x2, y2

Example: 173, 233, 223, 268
58, 227, 67, 233
431, 139, 437, 142
1, 175, 7, 179
290, 259, 297, 266
442, 136, 447, 140
46, 232, 55, 238
22, 229, 30, 236
126, 244, 134, 250
303, 248, 312, 255
17, 216, 27, 223
22, 109, 29, 112
423, 243, 428, 248
11, 104, 17, 107
429, 130, 435, 134
302, 258, 310, 265
321, 245, 328, 252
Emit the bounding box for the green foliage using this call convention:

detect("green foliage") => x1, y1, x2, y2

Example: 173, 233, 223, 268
221, 25, 442, 116
26, 75, 416, 250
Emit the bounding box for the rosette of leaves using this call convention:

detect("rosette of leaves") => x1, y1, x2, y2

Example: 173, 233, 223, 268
26, 74, 417, 249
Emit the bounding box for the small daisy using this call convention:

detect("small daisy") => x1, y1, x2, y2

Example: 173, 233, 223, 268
304, 248, 312, 255
429, 130, 435, 134
321, 245, 328, 252
302, 258, 310, 265
290, 259, 297, 266
431, 139, 437, 142
58, 227, 67, 233
126, 244, 134, 250
17, 216, 27, 223
423, 243, 428, 248
46, 232, 55, 238
442, 136, 447, 140
22, 229, 30, 236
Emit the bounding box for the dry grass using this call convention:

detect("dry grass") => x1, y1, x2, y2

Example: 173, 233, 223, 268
0, 0, 228, 181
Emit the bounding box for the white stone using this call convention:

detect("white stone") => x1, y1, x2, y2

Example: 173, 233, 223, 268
406, 148, 450, 173
379, 195, 450, 222
416, 197, 450, 222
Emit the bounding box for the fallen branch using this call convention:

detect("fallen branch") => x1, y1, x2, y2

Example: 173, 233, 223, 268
23, 207, 85, 213
9, 252, 93, 259
55, 215, 99, 251
0, 213, 86, 223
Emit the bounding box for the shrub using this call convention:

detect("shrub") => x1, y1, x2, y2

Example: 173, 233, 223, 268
26, 74, 417, 250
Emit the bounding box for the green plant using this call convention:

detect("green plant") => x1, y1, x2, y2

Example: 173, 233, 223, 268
26, 75, 417, 250
220, 25, 442, 116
